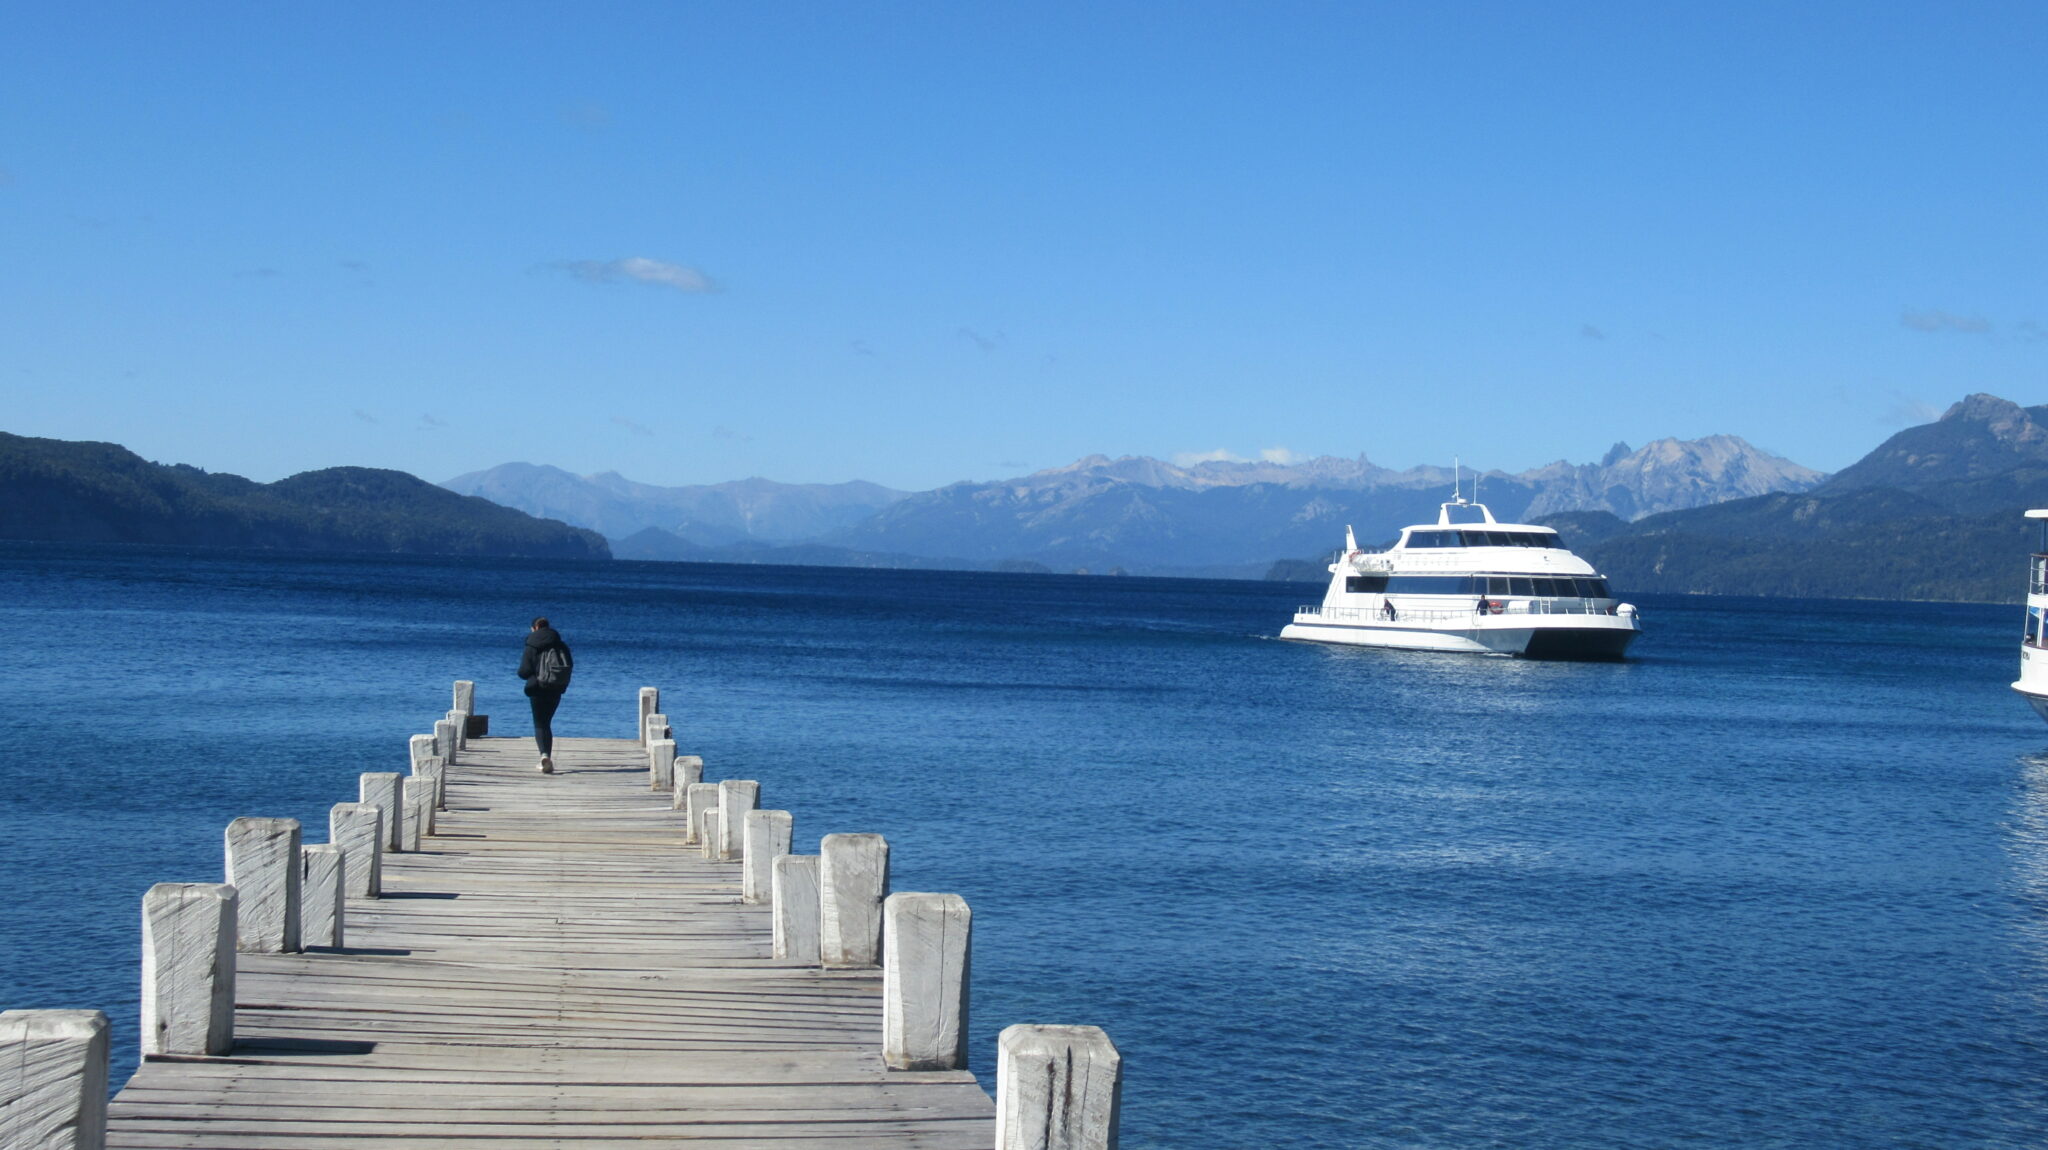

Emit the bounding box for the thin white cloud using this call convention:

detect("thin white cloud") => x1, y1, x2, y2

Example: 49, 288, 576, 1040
611, 415, 654, 437
352, 409, 379, 425
1901, 308, 1991, 334
957, 327, 1004, 353
1173, 448, 1246, 466
1259, 447, 1301, 464
558, 257, 716, 293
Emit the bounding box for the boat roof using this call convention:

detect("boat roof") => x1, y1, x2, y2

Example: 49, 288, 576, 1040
1409, 499, 1555, 532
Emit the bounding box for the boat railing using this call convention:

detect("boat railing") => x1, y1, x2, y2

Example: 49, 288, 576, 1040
1295, 600, 1622, 624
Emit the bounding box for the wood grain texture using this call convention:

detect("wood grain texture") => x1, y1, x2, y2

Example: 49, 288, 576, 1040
995, 1025, 1121, 1150
140, 884, 236, 1057
821, 833, 890, 969
0, 1009, 108, 1150
883, 893, 971, 1071
743, 810, 794, 905
223, 818, 300, 954
298, 845, 344, 949
109, 733, 994, 1148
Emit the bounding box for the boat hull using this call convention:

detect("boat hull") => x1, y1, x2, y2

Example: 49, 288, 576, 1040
1280, 615, 1639, 660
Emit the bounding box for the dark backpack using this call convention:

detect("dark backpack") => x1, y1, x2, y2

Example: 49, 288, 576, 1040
534, 644, 571, 691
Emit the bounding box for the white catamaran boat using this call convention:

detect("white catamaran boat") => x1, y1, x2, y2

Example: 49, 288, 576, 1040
2013, 509, 2048, 721
1280, 496, 1641, 659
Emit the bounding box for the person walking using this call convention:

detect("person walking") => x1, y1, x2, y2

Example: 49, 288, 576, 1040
517, 616, 573, 773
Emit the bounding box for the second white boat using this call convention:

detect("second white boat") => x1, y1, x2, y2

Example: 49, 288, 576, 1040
1279, 498, 1641, 658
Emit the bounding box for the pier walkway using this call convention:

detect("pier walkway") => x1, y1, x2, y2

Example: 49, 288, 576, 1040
106, 735, 995, 1149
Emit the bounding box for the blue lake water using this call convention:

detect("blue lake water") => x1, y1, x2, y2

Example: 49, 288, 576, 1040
3, 542, 2047, 1147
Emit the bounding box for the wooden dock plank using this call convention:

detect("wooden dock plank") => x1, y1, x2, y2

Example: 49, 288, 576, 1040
108, 735, 995, 1149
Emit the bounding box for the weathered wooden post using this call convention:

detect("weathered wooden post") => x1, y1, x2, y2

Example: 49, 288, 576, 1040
649, 738, 676, 793
401, 778, 431, 849
359, 773, 404, 852
408, 732, 435, 770
637, 687, 659, 745
433, 717, 460, 766
645, 712, 670, 746
140, 883, 236, 1057
0, 1009, 109, 1150
300, 844, 345, 948
444, 709, 468, 749
717, 780, 758, 861
742, 810, 793, 904
820, 833, 889, 968
223, 817, 301, 954
995, 1025, 1123, 1150
672, 755, 704, 808
413, 756, 447, 811
452, 679, 475, 715
772, 855, 822, 964
882, 892, 971, 1071
329, 804, 383, 897
683, 782, 719, 844
699, 810, 721, 860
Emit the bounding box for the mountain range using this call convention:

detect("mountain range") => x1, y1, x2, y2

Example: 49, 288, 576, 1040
1550, 394, 2048, 603
450, 437, 1823, 577
0, 432, 607, 559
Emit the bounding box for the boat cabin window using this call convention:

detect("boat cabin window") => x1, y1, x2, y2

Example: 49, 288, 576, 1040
1483, 575, 1609, 598
2030, 607, 2044, 647
1404, 529, 1564, 548
1345, 573, 1612, 597
2034, 555, 2048, 596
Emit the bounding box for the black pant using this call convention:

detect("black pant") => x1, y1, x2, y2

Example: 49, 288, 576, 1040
528, 689, 563, 756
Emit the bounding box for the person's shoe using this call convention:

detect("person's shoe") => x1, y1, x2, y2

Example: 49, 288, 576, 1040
538, 755, 554, 773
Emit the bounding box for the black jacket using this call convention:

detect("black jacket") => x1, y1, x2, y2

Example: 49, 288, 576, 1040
518, 627, 573, 695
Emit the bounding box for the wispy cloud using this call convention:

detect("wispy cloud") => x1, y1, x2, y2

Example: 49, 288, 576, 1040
352, 409, 380, 425
1580, 323, 1607, 341
1259, 447, 1301, 464
2017, 320, 2046, 345
851, 339, 879, 357
611, 415, 654, 437
1901, 308, 1991, 334
998, 459, 1029, 471
556, 257, 716, 293
418, 414, 448, 431
340, 259, 369, 272
1173, 448, 1246, 466
957, 327, 1003, 353
713, 425, 753, 443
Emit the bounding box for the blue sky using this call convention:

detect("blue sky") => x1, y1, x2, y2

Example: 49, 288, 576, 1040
3, 3, 2044, 490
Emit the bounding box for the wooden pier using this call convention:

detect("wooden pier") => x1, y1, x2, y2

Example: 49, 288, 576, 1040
1, 685, 1122, 1150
